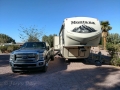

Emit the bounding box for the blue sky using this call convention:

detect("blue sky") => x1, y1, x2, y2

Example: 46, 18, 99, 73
0, 0, 120, 42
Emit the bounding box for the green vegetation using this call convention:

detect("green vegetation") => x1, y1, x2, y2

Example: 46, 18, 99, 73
0, 45, 20, 53
42, 34, 57, 47
106, 33, 120, 66
0, 46, 8, 53
99, 21, 120, 66
0, 33, 16, 44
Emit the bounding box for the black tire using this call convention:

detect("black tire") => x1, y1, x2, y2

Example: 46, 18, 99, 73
11, 68, 17, 73
42, 63, 48, 72
84, 58, 90, 63
95, 60, 102, 66
50, 50, 54, 61
50, 55, 54, 61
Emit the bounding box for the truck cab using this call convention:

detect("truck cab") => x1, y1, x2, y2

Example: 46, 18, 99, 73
9, 42, 54, 73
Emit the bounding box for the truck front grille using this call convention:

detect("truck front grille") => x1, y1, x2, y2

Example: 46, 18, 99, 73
15, 53, 38, 63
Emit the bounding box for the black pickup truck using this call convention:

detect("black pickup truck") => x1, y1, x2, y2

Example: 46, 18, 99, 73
9, 42, 54, 73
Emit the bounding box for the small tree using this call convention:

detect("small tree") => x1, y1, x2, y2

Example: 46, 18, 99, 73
42, 35, 49, 43
19, 25, 44, 42
0, 33, 16, 45
42, 34, 57, 47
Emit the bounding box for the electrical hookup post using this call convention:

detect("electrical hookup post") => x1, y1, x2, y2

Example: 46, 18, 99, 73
87, 46, 104, 65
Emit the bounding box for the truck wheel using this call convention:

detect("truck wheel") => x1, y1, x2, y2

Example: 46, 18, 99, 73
42, 63, 48, 72
11, 68, 17, 73
50, 55, 54, 61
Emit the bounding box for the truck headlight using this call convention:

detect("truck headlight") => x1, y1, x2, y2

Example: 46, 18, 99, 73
10, 54, 14, 60
36, 53, 44, 60
39, 53, 44, 60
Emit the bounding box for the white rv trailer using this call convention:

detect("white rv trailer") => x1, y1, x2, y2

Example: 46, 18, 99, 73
54, 17, 102, 59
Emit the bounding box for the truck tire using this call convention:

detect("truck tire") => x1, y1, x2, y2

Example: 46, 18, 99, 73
50, 55, 54, 61
42, 62, 48, 72
11, 68, 17, 73
50, 50, 54, 61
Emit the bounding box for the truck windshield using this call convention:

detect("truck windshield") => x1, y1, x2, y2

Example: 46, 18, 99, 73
21, 42, 46, 49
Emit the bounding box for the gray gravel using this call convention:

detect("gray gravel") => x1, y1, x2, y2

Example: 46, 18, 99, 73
0, 53, 120, 90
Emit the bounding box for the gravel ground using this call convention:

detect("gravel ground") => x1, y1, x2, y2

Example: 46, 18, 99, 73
0, 50, 120, 90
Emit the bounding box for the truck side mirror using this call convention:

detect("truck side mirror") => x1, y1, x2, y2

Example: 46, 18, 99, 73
19, 45, 23, 49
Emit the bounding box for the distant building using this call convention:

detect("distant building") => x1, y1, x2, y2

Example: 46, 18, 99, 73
0, 42, 24, 46
15, 42, 24, 46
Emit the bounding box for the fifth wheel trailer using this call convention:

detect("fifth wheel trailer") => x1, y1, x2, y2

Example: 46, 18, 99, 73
54, 17, 102, 60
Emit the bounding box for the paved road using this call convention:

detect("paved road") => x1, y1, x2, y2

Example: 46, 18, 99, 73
0, 54, 120, 90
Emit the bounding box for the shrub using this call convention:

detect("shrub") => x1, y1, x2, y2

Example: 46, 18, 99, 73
111, 57, 120, 66
0, 45, 20, 53
106, 43, 119, 58
7, 45, 14, 52
7, 45, 20, 52
106, 42, 120, 66
0, 46, 8, 53
12, 45, 20, 51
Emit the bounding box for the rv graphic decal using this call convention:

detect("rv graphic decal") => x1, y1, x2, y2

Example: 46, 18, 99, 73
71, 21, 95, 24
72, 25, 97, 33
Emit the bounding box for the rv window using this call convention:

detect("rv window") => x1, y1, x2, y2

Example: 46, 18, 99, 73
59, 24, 65, 45
60, 32, 62, 44
61, 24, 64, 30
62, 30, 64, 44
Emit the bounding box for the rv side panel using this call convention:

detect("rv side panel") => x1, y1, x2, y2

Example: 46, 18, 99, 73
54, 36, 60, 50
